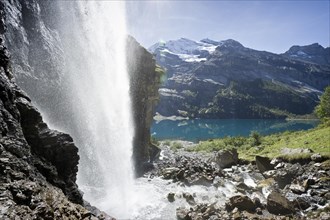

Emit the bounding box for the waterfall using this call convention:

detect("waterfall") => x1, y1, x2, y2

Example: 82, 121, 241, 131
57, 2, 135, 218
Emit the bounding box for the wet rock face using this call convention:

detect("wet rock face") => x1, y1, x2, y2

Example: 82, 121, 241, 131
126, 36, 161, 176
0, 39, 103, 219
15, 97, 81, 203
2, 0, 65, 118
2, 0, 160, 178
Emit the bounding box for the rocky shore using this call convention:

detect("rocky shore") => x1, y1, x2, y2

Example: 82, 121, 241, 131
146, 141, 330, 220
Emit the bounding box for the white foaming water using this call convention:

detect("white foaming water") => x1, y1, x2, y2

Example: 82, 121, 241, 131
52, 2, 267, 219
58, 2, 135, 218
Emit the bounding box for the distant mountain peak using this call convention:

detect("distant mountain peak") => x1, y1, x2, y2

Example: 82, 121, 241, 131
284, 43, 329, 65
200, 38, 222, 45
150, 38, 328, 66
150, 38, 329, 120
286, 43, 325, 54
149, 38, 222, 63
219, 39, 244, 49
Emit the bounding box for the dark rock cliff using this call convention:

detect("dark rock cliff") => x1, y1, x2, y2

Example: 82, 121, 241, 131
127, 36, 161, 176
1, 0, 160, 178
1, 0, 65, 119
0, 37, 101, 219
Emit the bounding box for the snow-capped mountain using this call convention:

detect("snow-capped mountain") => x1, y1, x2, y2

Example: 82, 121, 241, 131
149, 38, 220, 62
149, 38, 247, 63
150, 38, 330, 119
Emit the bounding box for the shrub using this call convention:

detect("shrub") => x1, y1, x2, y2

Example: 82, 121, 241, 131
171, 142, 183, 151
315, 86, 330, 123
150, 136, 159, 146
223, 136, 246, 148
250, 131, 262, 146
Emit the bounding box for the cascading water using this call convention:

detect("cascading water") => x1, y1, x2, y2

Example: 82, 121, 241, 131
12, 1, 251, 218
55, 3, 204, 218
57, 1, 135, 218
4, 1, 309, 219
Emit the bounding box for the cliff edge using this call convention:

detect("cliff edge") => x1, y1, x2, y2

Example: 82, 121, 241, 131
0, 37, 109, 219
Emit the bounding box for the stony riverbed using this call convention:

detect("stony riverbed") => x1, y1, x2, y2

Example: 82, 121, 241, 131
138, 141, 330, 220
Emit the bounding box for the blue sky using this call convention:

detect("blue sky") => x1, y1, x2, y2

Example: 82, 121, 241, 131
126, 1, 330, 53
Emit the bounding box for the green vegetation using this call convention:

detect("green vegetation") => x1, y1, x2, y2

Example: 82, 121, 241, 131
189, 125, 330, 162
170, 141, 183, 151
188, 136, 246, 152
159, 140, 184, 151
315, 86, 330, 122
250, 131, 261, 146
155, 64, 167, 85
150, 136, 159, 146
191, 79, 317, 119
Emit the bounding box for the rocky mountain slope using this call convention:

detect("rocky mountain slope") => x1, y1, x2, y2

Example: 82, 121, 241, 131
150, 38, 330, 118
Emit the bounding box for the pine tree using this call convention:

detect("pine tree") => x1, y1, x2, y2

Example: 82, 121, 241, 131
315, 86, 330, 121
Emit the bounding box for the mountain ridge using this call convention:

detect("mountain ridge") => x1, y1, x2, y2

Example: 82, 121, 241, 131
149, 38, 329, 65
149, 38, 330, 119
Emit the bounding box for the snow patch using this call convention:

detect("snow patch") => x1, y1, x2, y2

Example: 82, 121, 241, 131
149, 38, 223, 63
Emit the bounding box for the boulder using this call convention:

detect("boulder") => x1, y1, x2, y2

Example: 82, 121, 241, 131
162, 167, 180, 179
255, 156, 274, 173
167, 193, 175, 202
176, 207, 191, 220
303, 178, 315, 189
281, 148, 313, 155
294, 196, 312, 210
273, 163, 303, 189
226, 195, 256, 212
209, 149, 239, 169
289, 183, 306, 194
267, 191, 295, 215
186, 175, 213, 186
311, 153, 323, 162
183, 192, 196, 206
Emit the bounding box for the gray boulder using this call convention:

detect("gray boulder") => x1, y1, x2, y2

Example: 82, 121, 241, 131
209, 149, 239, 168
281, 148, 313, 155
267, 191, 295, 215
226, 195, 256, 212
255, 156, 274, 173
176, 207, 191, 220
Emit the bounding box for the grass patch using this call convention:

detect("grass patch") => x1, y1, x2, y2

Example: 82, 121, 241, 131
188, 136, 246, 152
278, 153, 314, 162
189, 125, 330, 161
170, 141, 183, 151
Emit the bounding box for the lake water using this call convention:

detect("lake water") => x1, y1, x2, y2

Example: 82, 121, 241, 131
151, 119, 319, 142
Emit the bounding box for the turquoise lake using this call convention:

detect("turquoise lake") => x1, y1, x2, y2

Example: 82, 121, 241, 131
151, 119, 319, 142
